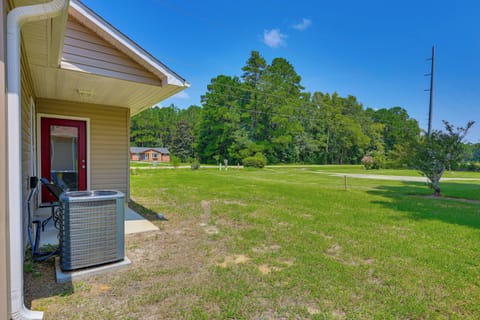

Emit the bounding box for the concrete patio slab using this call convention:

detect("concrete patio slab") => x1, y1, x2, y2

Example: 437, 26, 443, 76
125, 207, 159, 235
55, 256, 131, 284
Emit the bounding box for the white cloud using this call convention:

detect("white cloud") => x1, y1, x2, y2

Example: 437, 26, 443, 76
263, 29, 287, 48
292, 18, 312, 31
173, 91, 190, 99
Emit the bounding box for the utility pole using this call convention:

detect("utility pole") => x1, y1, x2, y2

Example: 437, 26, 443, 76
425, 46, 435, 136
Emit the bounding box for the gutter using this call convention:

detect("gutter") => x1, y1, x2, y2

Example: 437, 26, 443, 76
7, 1, 69, 319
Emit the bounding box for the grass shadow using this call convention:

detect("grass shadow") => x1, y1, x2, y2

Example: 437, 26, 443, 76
368, 181, 480, 230
128, 199, 160, 222
24, 256, 74, 309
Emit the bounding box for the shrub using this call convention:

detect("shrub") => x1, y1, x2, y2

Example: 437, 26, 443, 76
469, 162, 480, 171
362, 152, 386, 170
361, 155, 374, 170
456, 161, 480, 172
171, 156, 181, 168
191, 159, 200, 170
242, 153, 267, 168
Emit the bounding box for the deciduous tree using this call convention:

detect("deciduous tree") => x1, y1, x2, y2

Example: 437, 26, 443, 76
413, 121, 474, 196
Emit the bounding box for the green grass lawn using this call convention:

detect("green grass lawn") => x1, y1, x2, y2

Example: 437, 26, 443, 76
28, 166, 480, 319
130, 161, 173, 167
128, 167, 480, 319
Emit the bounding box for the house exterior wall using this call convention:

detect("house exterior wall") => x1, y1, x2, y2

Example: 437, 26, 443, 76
37, 99, 130, 199
62, 15, 162, 86
0, 0, 10, 318
130, 150, 170, 162
150, 150, 170, 162
145, 150, 153, 161
130, 153, 141, 161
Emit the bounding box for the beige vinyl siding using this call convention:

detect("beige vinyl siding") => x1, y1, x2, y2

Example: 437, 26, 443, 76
21, 43, 36, 246
37, 99, 130, 199
62, 16, 161, 86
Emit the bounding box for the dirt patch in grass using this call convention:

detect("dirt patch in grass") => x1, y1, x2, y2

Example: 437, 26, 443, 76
216, 254, 251, 268
258, 264, 272, 274
223, 200, 247, 206
252, 244, 281, 253
307, 306, 321, 315
280, 259, 295, 267
258, 264, 282, 275
90, 283, 112, 296
325, 243, 342, 257
24, 213, 230, 319
202, 224, 220, 235
200, 199, 211, 215
325, 243, 374, 266
331, 309, 347, 319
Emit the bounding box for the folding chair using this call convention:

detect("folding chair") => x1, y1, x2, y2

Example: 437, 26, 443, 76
27, 177, 61, 261
39, 177, 65, 231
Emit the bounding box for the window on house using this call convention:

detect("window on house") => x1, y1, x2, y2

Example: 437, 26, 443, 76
143, 154, 149, 160
152, 153, 158, 160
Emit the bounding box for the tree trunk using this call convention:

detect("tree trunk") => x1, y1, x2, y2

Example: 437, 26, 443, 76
432, 183, 441, 197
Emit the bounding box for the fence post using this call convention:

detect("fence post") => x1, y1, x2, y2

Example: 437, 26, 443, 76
344, 175, 347, 191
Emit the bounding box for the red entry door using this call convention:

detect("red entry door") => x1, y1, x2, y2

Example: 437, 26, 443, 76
41, 118, 87, 202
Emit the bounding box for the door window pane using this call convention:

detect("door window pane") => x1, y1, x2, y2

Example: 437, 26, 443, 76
50, 125, 78, 191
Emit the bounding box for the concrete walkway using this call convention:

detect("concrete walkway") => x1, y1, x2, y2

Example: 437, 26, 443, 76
316, 171, 480, 182
125, 207, 159, 234
131, 165, 230, 169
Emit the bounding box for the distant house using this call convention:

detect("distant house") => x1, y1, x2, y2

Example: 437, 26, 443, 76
130, 147, 170, 162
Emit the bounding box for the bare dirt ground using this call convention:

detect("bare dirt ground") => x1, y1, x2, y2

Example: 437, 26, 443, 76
24, 207, 230, 319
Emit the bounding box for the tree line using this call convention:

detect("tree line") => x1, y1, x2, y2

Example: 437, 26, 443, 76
131, 51, 477, 168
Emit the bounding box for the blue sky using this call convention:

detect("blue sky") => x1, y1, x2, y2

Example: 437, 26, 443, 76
82, 0, 480, 141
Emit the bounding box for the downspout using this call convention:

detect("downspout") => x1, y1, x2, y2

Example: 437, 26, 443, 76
7, 1, 69, 319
